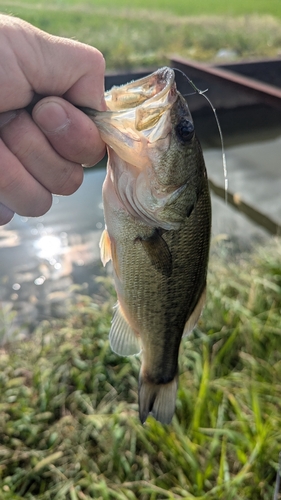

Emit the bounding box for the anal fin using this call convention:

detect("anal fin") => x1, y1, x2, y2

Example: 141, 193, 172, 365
109, 303, 141, 356
183, 286, 206, 337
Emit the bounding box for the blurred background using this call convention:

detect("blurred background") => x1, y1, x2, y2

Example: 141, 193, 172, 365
1, 3, 281, 499
0, 0, 281, 340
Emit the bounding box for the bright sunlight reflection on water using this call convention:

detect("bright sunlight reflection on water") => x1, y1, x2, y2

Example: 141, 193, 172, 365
34, 235, 62, 260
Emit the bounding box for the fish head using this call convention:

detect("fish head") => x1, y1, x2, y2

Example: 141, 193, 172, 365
93, 67, 178, 169
92, 68, 205, 229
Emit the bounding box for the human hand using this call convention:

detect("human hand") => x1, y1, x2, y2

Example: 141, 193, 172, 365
0, 15, 106, 225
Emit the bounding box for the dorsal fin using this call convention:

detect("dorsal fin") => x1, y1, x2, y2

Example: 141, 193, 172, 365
109, 303, 141, 356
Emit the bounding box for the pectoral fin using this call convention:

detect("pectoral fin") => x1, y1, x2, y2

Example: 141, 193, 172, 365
100, 229, 121, 279
109, 303, 141, 356
99, 228, 112, 266
138, 229, 172, 277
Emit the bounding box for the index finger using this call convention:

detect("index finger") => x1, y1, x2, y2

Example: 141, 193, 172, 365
1, 16, 106, 111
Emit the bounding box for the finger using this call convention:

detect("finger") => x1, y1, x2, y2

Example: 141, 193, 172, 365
2, 17, 106, 111
32, 97, 106, 166
0, 110, 84, 195
36, 37, 106, 109
0, 202, 14, 226
0, 139, 52, 217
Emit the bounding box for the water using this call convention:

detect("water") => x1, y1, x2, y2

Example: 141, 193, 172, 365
204, 131, 281, 248
1, 109, 281, 339
0, 165, 107, 340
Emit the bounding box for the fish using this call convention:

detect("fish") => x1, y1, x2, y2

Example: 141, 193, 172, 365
81, 67, 211, 424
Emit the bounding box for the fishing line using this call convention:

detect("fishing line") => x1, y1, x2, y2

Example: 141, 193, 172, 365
173, 67, 228, 203
182, 91, 197, 97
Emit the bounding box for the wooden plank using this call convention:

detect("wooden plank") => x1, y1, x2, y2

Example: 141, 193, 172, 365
209, 178, 281, 236
171, 56, 281, 111
105, 70, 152, 91
217, 58, 281, 88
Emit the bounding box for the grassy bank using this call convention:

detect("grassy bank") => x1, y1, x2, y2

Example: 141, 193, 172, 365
0, 2, 281, 498
2, 0, 281, 18
1, 2, 281, 68
0, 241, 281, 499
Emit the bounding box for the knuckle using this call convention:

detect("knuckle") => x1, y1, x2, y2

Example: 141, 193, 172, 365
21, 194, 52, 218
53, 164, 83, 196
86, 46, 106, 72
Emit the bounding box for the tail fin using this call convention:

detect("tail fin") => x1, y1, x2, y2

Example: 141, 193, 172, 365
138, 374, 178, 424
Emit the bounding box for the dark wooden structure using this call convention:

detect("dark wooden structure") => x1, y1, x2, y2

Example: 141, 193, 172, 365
170, 56, 281, 112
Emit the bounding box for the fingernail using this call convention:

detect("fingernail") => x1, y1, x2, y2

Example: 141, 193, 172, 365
34, 101, 70, 133
0, 110, 18, 128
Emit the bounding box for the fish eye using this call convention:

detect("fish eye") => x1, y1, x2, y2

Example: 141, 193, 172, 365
175, 118, 194, 143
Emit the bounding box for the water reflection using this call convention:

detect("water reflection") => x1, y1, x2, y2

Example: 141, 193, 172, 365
35, 235, 62, 260
0, 228, 20, 248
0, 165, 107, 342
1, 109, 281, 341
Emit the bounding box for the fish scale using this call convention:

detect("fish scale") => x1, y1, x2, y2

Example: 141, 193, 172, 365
83, 67, 211, 424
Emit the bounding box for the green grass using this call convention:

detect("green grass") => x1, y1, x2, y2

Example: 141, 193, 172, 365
0, 2, 281, 497
0, 241, 281, 499
2, 0, 281, 18
1, 1, 281, 68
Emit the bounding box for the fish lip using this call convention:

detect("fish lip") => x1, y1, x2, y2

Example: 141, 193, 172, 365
154, 67, 175, 91
104, 66, 176, 112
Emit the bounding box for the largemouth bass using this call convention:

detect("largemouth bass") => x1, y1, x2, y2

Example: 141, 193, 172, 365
82, 67, 211, 424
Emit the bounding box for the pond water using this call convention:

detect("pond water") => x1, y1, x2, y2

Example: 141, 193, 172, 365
0, 165, 107, 340
0, 105, 281, 340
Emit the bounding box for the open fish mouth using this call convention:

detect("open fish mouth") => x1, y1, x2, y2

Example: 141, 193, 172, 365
104, 66, 177, 112
79, 68, 192, 170
94, 67, 178, 160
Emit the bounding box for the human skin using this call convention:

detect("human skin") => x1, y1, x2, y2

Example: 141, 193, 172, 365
0, 14, 106, 225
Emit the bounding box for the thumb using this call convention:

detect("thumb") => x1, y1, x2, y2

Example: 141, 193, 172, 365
33, 96, 106, 166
